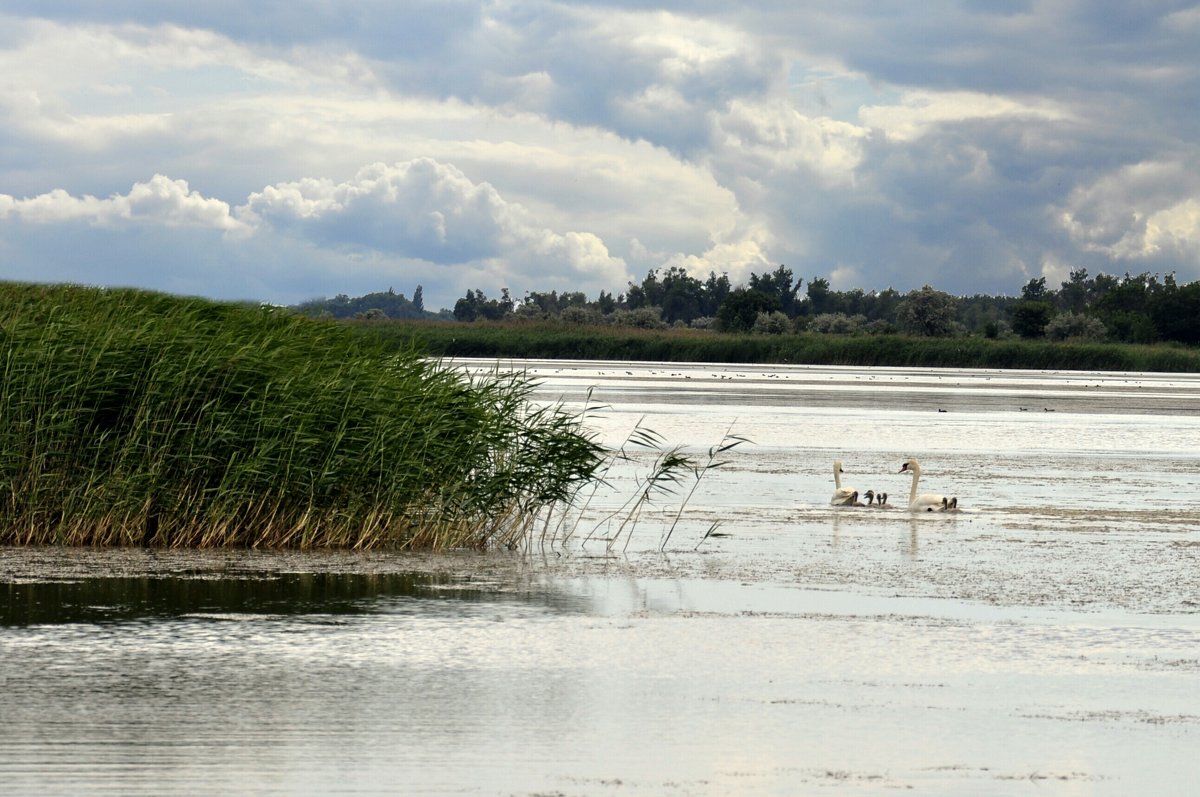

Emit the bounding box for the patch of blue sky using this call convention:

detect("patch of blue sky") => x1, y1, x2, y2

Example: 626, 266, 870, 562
787, 64, 898, 124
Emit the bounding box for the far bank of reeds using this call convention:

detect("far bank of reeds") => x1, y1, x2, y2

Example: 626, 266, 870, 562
359, 320, 1200, 373
0, 284, 606, 549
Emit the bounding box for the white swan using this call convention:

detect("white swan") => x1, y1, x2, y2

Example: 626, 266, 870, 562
830, 460, 859, 506
898, 459, 947, 512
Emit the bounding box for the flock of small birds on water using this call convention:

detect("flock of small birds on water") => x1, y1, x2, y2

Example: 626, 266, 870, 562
522, 365, 1072, 413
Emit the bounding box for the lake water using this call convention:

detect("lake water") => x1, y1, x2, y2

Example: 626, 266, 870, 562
3, 360, 1200, 795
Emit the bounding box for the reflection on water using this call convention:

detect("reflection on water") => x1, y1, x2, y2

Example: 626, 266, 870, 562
1, 571, 588, 626
4, 360, 1200, 795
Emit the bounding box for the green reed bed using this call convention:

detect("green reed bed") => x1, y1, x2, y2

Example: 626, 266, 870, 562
0, 284, 605, 549
367, 320, 1200, 372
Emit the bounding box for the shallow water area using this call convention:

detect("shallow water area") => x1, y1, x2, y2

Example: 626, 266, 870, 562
4, 360, 1200, 795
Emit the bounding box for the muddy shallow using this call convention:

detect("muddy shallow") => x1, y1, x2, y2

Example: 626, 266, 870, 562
3, 360, 1200, 795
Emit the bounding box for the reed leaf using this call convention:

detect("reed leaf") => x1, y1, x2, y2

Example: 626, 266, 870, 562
0, 283, 605, 550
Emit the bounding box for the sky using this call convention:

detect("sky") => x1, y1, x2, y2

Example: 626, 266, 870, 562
2, 2, 1199, 311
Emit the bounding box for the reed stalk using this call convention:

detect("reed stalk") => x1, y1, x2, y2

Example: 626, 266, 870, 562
0, 283, 604, 550
659, 422, 749, 551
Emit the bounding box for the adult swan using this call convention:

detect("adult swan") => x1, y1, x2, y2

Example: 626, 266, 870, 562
830, 460, 859, 506
898, 459, 949, 512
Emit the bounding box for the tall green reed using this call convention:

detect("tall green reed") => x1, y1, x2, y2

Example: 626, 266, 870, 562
0, 283, 604, 549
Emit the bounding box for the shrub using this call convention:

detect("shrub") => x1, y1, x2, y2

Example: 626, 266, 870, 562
809, 313, 867, 334
1045, 312, 1107, 342
559, 306, 603, 325
612, 307, 666, 329
751, 311, 791, 335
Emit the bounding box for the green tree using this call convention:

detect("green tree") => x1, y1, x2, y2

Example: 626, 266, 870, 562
453, 288, 513, 322
895, 285, 959, 337
1055, 269, 1091, 313
1091, 272, 1164, 343
716, 289, 782, 333
1149, 280, 1200, 344
625, 270, 661, 310
1020, 277, 1049, 302
867, 287, 903, 325
702, 272, 732, 316
596, 290, 617, 315
804, 277, 832, 316
1011, 301, 1053, 338
522, 290, 561, 315
958, 293, 1018, 334
658, 266, 706, 324
294, 287, 429, 319
750, 265, 801, 316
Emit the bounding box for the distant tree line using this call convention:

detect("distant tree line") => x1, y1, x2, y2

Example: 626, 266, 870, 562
296, 266, 1200, 346
293, 286, 451, 321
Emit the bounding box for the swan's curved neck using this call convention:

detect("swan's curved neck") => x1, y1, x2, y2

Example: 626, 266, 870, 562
833, 464, 842, 489
907, 466, 920, 505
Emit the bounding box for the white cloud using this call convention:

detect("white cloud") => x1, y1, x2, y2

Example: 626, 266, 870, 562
529, 230, 630, 289
0, 17, 380, 162
1038, 253, 1073, 289
0, 175, 243, 231
1163, 5, 1200, 32
238, 159, 627, 283
1057, 162, 1200, 264
1139, 199, 1200, 259
660, 234, 773, 286
711, 98, 868, 185
4, 3, 1200, 307
828, 264, 862, 291
859, 90, 1072, 142
1101, 197, 1200, 261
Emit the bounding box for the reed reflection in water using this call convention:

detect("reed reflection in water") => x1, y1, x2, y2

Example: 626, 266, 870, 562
2, 570, 589, 626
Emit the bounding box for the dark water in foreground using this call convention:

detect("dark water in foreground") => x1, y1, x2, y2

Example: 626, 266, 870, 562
4, 361, 1200, 795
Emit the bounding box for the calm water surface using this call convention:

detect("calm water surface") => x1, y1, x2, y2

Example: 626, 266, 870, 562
3, 360, 1200, 796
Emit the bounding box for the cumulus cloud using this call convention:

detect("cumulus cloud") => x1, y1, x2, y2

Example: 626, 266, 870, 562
710, 98, 868, 185
240, 159, 517, 262
0, 175, 243, 231
828, 264, 863, 291
4, 3, 1200, 309
657, 230, 774, 287
239, 158, 626, 287
1057, 162, 1200, 263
